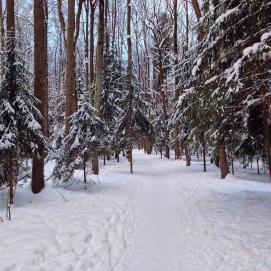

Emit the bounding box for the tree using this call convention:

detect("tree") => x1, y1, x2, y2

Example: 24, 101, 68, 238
173, 0, 180, 160
52, 101, 105, 184
0, 0, 46, 217
126, 0, 133, 173
58, 0, 83, 136
32, 0, 48, 194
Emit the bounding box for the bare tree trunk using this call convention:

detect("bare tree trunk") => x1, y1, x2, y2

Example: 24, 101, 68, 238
89, 2, 96, 105
84, 0, 90, 97
32, 0, 48, 194
83, 157, 87, 186
126, 0, 133, 174
219, 146, 229, 179
0, 0, 3, 82
91, 144, 99, 175
215, 154, 219, 168
111, 0, 117, 49
44, 1, 49, 138
202, 132, 207, 172
183, 0, 192, 165
191, 0, 204, 40
92, 0, 104, 176
185, 146, 191, 166
0, 0, 3, 51
158, 50, 170, 159
262, 93, 271, 180
65, 0, 77, 135
191, 0, 202, 21
6, 0, 15, 219
115, 146, 120, 162
7, 157, 13, 220
185, 1, 189, 51
95, 0, 105, 117
173, 0, 180, 160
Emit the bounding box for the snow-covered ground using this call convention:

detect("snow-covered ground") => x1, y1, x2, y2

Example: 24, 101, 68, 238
0, 150, 271, 271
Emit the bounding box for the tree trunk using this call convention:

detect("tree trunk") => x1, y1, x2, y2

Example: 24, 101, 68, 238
115, 146, 120, 162
215, 155, 220, 168
92, 0, 104, 176
44, 1, 49, 137
32, 0, 47, 194
147, 139, 153, 155
126, 0, 133, 174
185, 146, 191, 166
191, 0, 204, 40
7, 157, 13, 220
111, 0, 117, 49
158, 51, 170, 159
202, 132, 207, 172
84, 0, 90, 98
89, 2, 96, 105
65, 0, 77, 135
95, 0, 105, 117
0, 0, 3, 51
83, 156, 87, 189
173, 0, 180, 160
262, 95, 271, 180
219, 146, 229, 179
6, 0, 15, 210
91, 143, 99, 175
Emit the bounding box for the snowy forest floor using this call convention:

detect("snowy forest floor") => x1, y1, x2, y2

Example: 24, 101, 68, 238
1, 151, 271, 271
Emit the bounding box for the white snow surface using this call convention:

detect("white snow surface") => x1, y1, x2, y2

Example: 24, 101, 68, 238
1, 151, 271, 271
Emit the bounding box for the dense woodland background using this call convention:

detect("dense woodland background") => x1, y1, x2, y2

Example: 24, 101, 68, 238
0, 0, 270, 214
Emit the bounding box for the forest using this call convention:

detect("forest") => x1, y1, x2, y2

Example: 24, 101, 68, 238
0, 0, 271, 270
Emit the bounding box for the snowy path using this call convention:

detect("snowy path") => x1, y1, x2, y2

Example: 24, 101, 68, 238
1, 151, 271, 271
115, 157, 182, 271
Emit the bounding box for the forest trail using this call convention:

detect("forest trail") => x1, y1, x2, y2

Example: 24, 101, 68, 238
1, 151, 271, 271
113, 151, 271, 271
114, 154, 182, 271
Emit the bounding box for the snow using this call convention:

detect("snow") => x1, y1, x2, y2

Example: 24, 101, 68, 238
215, 8, 239, 25
192, 57, 202, 77
243, 42, 261, 57
1, 151, 271, 271
204, 75, 218, 85
261, 31, 271, 42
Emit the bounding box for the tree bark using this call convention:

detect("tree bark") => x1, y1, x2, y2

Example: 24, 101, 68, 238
7, 157, 13, 220
65, 0, 77, 135
191, 0, 202, 21
191, 0, 204, 40
44, 1, 49, 137
84, 0, 90, 98
89, 1, 96, 105
157, 48, 170, 159
185, 146, 191, 166
6, 0, 16, 208
262, 94, 271, 180
92, 0, 104, 176
0, 0, 3, 82
126, 0, 133, 173
219, 146, 229, 179
202, 132, 207, 172
91, 143, 99, 175
0, 0, 3, 51
95, 0, 105, 117
32, 0, 47, 194
173, 0, 180, 160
